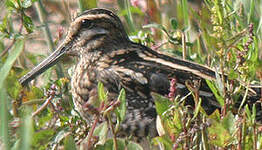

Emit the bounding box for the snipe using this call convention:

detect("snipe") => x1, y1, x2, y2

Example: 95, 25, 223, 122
19, 8, 261, 138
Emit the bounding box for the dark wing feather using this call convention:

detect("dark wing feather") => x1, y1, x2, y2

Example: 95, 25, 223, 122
97, 47, 221, 115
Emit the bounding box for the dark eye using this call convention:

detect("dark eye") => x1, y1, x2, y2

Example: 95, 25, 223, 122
81, 19, 92, 28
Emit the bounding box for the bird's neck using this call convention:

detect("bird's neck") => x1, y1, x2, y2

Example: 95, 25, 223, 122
79, 51, 102, 65
78, 40, 133, 62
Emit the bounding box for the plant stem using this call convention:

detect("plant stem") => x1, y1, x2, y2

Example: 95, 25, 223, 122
87, 115, 99, 150
108, 115, 118, 150
31, 94, 54, 117
253, 123, 257, 150
201, 119, 209, 150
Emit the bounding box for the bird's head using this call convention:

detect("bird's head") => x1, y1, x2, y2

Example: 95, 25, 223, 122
67, 8, 129, 55
19, 8, 129, 86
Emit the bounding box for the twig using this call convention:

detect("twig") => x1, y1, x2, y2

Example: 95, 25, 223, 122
0, 12, 23, 57
201, 118, 209, 150
151, 41, 168, 50
31, 84, 56, 117
173, 121, 211, 150
87, 115, 99, 150
0, 39, 16, 57
31, 94, 54, 117
220, 59, 228, 118
86, 101, 105, 149
108, 115, 118, 150
253, 123, 257, 150
183, 114, 189, 150
237, 118, 242, 150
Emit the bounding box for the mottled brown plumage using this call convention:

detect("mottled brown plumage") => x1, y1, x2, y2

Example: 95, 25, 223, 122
19, 8, 261, 138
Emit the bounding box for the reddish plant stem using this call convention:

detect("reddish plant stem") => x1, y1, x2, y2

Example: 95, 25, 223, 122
31, 94, 54, 117
87, 115, 99, 150
107, 115, 118, 150
237, 120, 242, 150
183, 116, 189, 150
253, 123, 257, 150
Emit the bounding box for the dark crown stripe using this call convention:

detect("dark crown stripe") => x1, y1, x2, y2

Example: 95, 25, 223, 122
78, 8, 129, 40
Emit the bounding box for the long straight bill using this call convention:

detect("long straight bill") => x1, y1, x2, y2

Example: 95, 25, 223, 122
19, 42, 70, 86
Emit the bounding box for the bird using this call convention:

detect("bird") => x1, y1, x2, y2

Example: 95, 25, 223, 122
19, 8, 261, 139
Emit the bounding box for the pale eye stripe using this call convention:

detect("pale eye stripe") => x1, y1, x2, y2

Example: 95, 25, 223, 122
75, 14, 111, 22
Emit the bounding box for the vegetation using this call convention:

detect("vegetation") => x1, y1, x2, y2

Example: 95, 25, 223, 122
0, 0, 262, 149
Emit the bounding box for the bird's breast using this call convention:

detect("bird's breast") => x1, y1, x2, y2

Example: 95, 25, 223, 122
71, 58, 97, 102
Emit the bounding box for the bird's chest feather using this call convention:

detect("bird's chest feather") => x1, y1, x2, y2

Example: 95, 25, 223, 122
71, 56, 99, 102
71, 55, 120, 102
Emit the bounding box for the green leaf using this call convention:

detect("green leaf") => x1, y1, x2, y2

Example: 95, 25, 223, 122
192, 98, 202, 120
32, 129, 54, 149
222, 112, 236, 134
6, 70, 22, 99
95, 138, 125, 150
152, 135, 173, 150
171, 109, 183, 134
214, 0, 223, 24
64, 135, 77, 150
126, 141, 143, 150
208, 109, 221, 122
208, 112, 235, 147
95, 138, 142, 150
98, 82, 107, 103
170, 18, 178, 30
0, 15, 8, 33
228, 68, 238, 80
114, 89, 126, 133
208, 121, 233, 147
31, 86, 44, 98
5, 0, 17, 9
115, 89, 126, 122
22, 14, 34, 33
38, 110, 53, 128
245, 104, 251, 120
151, 93, 172, 116
93, 122, 108, 145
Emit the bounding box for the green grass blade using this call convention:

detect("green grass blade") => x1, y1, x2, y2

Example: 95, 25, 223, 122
206, 80, 224, 107
0, 88, 10, 150
0, 39, 24, 88
20, 108, 33, 150
0, 39, 24, 150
